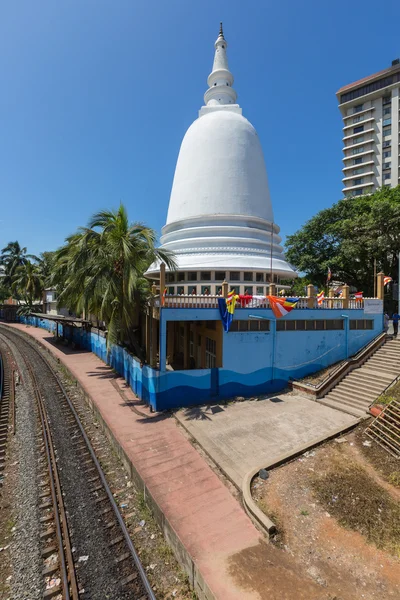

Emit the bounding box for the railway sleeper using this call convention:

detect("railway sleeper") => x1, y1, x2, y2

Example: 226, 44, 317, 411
90, 484, 103, 493
120, 572, 138, 586
41, 544, 57, 558
40, 527, 56, 540
40, 514, 54, 524
43, 583, 62, 599
110, 535, 124, 547
115, 552, 131, 564
42, 562, 59, 576
94, 494, 108, 503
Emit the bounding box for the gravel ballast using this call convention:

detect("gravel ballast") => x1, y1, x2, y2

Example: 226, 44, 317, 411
0, 335, 43, 600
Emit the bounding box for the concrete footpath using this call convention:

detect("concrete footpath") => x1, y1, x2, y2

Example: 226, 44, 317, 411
6, 323, 329, 600
176, 395, 358, 488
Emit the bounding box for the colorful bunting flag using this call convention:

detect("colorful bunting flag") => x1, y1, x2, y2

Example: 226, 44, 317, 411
317, 291, 325, 306
239, 294, 266, 307
267, 296, 299, 319
327, 267, 332, 283
218, 291, 239, 332
384, 276, 393, 287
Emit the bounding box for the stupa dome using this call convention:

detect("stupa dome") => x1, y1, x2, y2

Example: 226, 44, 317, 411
146, 25, 297, 288
166, 109, 274, 225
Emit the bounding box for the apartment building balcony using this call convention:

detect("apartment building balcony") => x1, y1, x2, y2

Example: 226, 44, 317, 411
342, 159, 375, 172
342, 171, 374, 182
342, 181, 374, 193
342, 127, 375, 142
342, 138, 374, 152
342, 116, 375, 131
343, 149, 374, 162
342, 106, 375, 120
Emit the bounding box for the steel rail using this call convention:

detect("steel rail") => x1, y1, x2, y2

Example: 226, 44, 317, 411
26, 360, 79, 600
0, 325, 156, 600
0, 331, 79, 600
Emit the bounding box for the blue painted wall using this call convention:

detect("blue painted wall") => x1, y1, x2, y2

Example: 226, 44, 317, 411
18, 308, 383, 412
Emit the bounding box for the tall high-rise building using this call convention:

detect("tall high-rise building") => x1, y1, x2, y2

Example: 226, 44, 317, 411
337, 59, 400, 197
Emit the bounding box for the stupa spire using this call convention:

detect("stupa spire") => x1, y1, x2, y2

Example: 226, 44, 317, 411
203, 23, 237, 107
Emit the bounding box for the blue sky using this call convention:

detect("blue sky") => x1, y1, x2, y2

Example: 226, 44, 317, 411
1, 0, 400, 256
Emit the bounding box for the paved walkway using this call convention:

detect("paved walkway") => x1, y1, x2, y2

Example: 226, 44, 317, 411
176, 395, 358, 487
6, 323, 334, 600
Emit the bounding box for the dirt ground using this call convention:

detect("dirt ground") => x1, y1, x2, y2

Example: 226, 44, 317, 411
252, 425, 400, 600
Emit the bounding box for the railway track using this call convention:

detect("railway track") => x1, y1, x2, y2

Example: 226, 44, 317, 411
0, 340, 15, 491
0, 325, 156, 600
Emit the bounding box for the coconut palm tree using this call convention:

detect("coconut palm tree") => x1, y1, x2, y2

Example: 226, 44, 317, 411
51, 204, 175, 351
12, 260, 44, 312
1, 241, 39, 287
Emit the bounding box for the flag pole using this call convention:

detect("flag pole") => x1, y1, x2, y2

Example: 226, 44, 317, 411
270, 221, 274, 287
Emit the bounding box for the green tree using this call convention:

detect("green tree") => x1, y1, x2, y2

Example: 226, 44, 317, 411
12, 260, 44, 311
285, 186, 400, 296
1, 241, 39, 287
281, 276, 314, 296
38, 251, 56, 285
51, 204, 176, 351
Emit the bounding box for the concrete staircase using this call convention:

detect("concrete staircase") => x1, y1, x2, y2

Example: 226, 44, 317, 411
318, 338, 400, 418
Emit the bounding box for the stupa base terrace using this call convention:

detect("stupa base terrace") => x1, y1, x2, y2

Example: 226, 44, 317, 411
14, 274, 386, 412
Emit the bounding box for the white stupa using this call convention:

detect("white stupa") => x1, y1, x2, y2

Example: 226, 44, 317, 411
147, 25, 297, 294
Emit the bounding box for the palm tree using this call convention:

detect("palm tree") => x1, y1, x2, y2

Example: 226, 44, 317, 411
12, 260, 44, 312
1, 241, 39, 287
51, 204, 175, 352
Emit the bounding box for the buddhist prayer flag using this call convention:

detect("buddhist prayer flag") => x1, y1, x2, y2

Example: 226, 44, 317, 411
384, 276, 393, 287
317, 291, 325, 306
267, 296, 299, 319
239, 294, 266, 307
327, 267, 332, 283
218, 291, 239, 332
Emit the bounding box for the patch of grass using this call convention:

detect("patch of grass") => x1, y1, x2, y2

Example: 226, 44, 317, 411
388, 472, 400, 488
300, 509, 309, 516
157, 540, 174, 562
312, 462, 400, 556
376, 379, 400, 406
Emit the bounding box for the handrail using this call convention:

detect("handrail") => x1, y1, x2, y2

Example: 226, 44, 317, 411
291, 331, 387, 396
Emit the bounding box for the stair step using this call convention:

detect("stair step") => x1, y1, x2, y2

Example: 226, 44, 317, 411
343, 371, 389, 385
338, 379, 386, 395
324, 397, 369, 416
367, 356, 400, 365
365, 362, 399, 374
360, 368, 395, 382
343, 376, 388, 391
317, 397, 366, 418
326, 391, 372, 409
370, 349, 400, 357
327, 385, 373, 400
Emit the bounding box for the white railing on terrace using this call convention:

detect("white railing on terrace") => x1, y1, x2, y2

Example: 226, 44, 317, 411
160, 294, 372, 310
